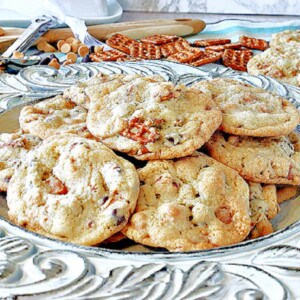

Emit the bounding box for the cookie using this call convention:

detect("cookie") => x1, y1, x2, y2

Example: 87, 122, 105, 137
206, 131, 300, 185
122, 152, 251, 252
247, 47, 300, 87
63, 73, 148, 109
192, 78, 300, 137
248, 182, 279, 239
0, 131, 41, 191
19, 95, 94, 139
7, 134, 139, 246
269, 30, 300, 50
87, 77, 222, 160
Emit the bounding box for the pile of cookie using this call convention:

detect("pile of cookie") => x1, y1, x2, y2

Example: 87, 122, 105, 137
1, 72, 299, 251
247, 29, 300, 87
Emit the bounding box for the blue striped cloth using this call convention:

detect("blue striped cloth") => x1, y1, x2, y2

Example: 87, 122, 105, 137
187, 19, 300, 42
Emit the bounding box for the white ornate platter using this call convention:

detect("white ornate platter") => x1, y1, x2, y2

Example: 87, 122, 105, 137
0, 60, 299, 299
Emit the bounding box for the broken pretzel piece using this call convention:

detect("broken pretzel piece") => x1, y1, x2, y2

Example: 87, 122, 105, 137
120, 117, 160, 144
90, 50, 128, 62
222, 49, 253, 72
188, 51, 223, 67
141, 34, 179, 45
205, 43, 243, 52
239, 36, 269, 51
192, 38, 231, 47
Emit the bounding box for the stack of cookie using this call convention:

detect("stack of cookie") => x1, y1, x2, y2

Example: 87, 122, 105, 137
247, 30, 300, 87
193, 78, 300, 239
1, 72, 299, 252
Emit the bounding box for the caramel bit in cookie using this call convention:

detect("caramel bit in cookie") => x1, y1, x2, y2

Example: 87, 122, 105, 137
164, 204, 181, 218
46, 176, 68, 195
121, 117, 160, 144
215, 205, 233, 224
160, 91, 176, 101
132, 213, 148, 230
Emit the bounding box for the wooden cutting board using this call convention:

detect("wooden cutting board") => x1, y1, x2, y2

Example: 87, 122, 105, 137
0, 18, 206, 53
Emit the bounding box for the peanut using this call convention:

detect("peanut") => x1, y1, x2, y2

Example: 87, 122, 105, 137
78, 45, 89, 57
48, 58, 60, 70
60, 43, 72, 53
66, 52, 77, 63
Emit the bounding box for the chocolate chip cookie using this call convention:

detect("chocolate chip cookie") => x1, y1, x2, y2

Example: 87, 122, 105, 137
7, 134, 139, 246
122, 152, 251, 251
193, 78, 300, 136
206, 131, 300, 185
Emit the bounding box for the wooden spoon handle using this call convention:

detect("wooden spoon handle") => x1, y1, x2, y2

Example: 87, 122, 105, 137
40, 18, 206, 43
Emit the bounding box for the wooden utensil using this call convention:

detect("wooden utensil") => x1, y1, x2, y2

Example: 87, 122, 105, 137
0, 19, 206, 53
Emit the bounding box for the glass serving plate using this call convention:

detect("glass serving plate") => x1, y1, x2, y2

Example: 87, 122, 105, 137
0, 61, 299, 299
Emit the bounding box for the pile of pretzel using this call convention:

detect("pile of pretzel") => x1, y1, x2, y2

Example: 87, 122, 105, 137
89, 34, 269, 72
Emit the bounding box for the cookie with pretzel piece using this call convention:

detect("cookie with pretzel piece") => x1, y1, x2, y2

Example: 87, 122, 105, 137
87, 77, 222, 160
